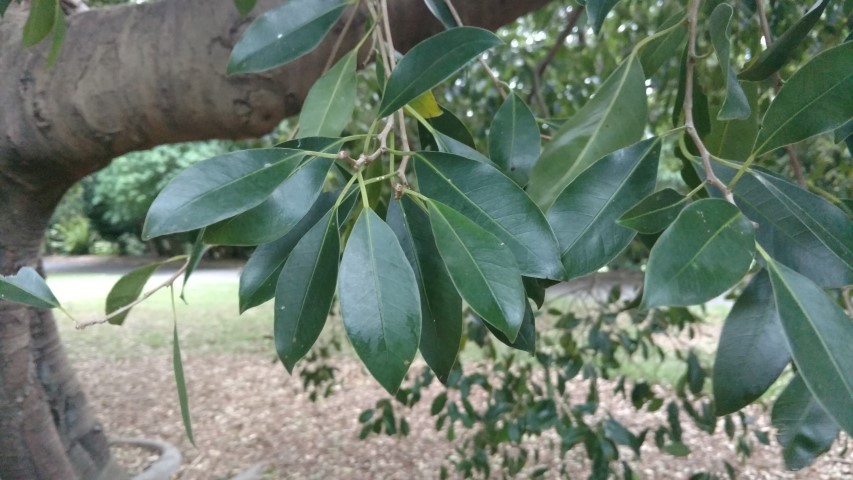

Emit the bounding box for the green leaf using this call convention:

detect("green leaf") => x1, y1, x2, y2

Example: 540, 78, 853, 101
22, 0, 56, 47
143, 149, 304, 239
835, 119, 853, 144
686, 350, 705, 395
708, 4, 750, 121
713, 270, 790, 415
105, 258, 183, 325
765, 256, 853, 436
0, 267, 60, 309
710, 164, 853, 288
435, 132, 490, 163
387, 197, 462, 384
339, 209, 421, 394
46, 0, 65, 68
298, 50, 357, 138
238, 191, 343, 313
203, 157, 332, 245
419, 105, 476, 149
181, 229, 207, 299
739, 0, 831, 81
227, 0, 347, 74
275, 210, 340, 373
705, 82, 760, 161
618, 188, 687, 234
233, 0, 256, 17
427, 200, 526, 341
484, 301, 536, 354
522, 276, 547, 309
642, 199, 755, 308
637, 10, 687, 79
586, 0, 620, 35
548, 138, 661, 278
378, 27, 502, 117
172, 317, 195, 446
423, 0, 458, 29
771, 374, 840, 470
752, 42, 853, 156
0, 0, 12, 17
489, 93, 540, 187
415, 151, 565, 280
528, 55, 647, 210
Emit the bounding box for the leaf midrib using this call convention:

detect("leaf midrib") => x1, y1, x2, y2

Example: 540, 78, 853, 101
670, 209, 744, 282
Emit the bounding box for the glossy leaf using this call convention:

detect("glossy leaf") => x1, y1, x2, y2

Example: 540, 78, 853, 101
339, 210, 421, 394
143, 149, 303, 239
106, 257, 183, 325
203, 157, 332, 245
484, 301, 536, 354
708, 4, 750, 121
415, 151, 565, 280
586, 0, 620, 35
618, 188, 687, 234
765, 256, 853, 436
378, 27, 502, 117
753, 42, 853, 156
642, 199, 755, 308
739, 0, 831, 81
238, 191, 338, 313
772, 375, 839, 470
711, 164, 853, 287
435, 132, 489, 163
181, 229, 207, 298
713, 271, 790, 415
489, 93, 540, 186
427, 200, 526, 341
227, 0, 347, 74
428, 106, 475, 148
234, 0, 256, 17
637, 10, 687, 79
548, 138, 661, 278
275, 211, 340, 373
298, 51, 357, 138
172, 318, 195, 446
705, 82, 760, 161
387, 197, 462, 384
528, 55, 646, 210
423, 0, 458, 29
409, 91, 443, 119
0, 267, 60, 309
22, 0, 55, 47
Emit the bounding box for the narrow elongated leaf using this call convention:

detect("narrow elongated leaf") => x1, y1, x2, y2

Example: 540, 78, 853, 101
423, 0, 458, 29
435, 132, 490, 163
228, 0, 347, 74
710, 164, 853, 287
638, 10, 687, 79
484, 301, 536, 354
298, 51, 357, 138
586, 0, 620, 35
387, 197, 462, 383
172, 317, 195, 446
528, 55, 647, 210
642, 199, 755, 308
739, 0, 831, 81
275, 211, 340, 373
238, 191, 340, 313
765, 256, 853, 436
705, 82, 760, 161
489, 93, 540, 186
143, 149, 303, 239
22, 0, 56, 47
415, 151, 565, 280
203, 157, 332, 245
378, 27, 502, 117
0, 267, 60, 309
618, 188, 687, 234
753, 42, 853, 156
708, 4, 750, 121
548, 138, 661, 278
428, 200, 526, 341
339, 210, 421, 394
106, 257, 183, 325
713, 271, 790, 415
181, 229, 207, 298
772, 375, 840, 470
234, 0, 256, 17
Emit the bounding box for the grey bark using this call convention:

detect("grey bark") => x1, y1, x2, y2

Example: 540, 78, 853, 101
0, 0, 552, 477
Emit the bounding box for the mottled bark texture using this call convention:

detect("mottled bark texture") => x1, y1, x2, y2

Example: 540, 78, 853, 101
0, 0, 551, 477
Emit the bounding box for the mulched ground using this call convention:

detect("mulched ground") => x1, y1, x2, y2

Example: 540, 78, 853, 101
74, 353, 851, 479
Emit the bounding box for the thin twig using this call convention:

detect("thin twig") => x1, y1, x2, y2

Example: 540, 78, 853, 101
529, 6, 584, 114
395, 109, 411, 185
684, 0, 734, 203
444, 0, 507, 99
754, 0, 806, 186
323, 2, 362, 73
842, 287, 853, 319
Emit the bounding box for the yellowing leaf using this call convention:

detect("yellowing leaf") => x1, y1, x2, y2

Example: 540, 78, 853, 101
408, 91, 443, 119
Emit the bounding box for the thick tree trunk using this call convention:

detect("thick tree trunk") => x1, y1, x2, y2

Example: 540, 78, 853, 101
0, 0, 553, 477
